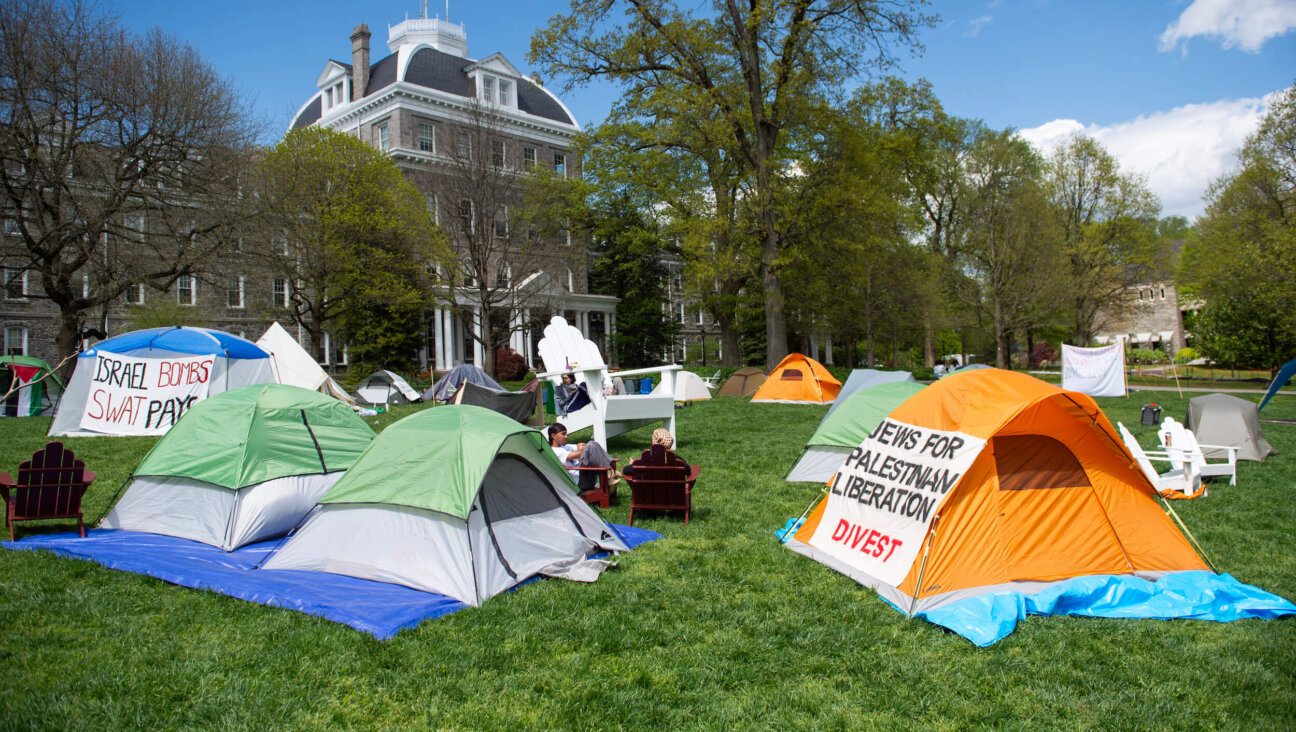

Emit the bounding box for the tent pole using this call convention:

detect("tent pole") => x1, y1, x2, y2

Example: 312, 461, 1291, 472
1158, 495, 1218, 573
908, 515, 939, 618
1171, 362, 1183, 399
779, 485, 828, 544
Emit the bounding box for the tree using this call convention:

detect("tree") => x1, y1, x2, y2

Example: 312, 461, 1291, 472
417, 101, 577, 378
1180, 81, 1296, 371
0, 0, 258, 368
1042, 135, 1161, 344
954, 129, 1065, 368
531, 0, 935, 368
254, 127, 445, 366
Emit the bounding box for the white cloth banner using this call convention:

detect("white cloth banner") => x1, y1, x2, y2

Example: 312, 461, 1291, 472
79, 352, 216, 435
1061, 343, 1126, 397
805, 418, 987, 587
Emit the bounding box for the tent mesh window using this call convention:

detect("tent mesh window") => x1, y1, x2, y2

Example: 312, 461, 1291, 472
781, 369, 803, 381
993, 435, 1092, 492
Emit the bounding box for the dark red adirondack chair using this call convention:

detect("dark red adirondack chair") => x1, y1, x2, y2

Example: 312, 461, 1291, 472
572, 458, 620, 509
0, 441, 96, 541
623, 444, 699, 526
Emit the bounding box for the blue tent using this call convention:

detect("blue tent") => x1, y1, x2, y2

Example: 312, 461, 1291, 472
1259, 358, 1296, 412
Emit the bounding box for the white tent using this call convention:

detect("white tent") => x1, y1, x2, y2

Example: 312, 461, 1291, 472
356, 369, 421, 405
654, 371, 711, 402
262, 406, 628, 606
256, 322, 355, 405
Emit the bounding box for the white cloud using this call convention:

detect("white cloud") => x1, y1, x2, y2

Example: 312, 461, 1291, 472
1018, 93, 1278, 220
966, 15, 993, 37
1159, 0, 1296, 53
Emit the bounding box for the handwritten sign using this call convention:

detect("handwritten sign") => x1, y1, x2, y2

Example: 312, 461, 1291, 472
78, 352, 215, 435
805, 418, 987, 586
1062, 343, 1125, 397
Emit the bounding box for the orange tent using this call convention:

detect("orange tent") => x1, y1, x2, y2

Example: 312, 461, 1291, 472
750, 354, 840, 404
786, 368, 1208, 620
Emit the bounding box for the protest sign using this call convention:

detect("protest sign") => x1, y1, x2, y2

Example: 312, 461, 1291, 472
79, 352, 215, 435
1061, 343, 1126, 397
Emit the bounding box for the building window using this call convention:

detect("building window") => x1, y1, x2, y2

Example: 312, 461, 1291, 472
678, 303, 685, 322
499, 79, 512, 106
1161, 287, 1166, 299
696, 309, 704, 326
426, 194, 439, 225
482, 75, 496, 103
4, 325, 27, 356
456, 131, 471, 159
177, 275, 195, 305
227, 275, 245, 309
564, 268, 574, 292
124, 214, 145, 242
524, 147, 537, 169
553, 152, 566, 177
3, 217, 18, 235
272, 278, 289, 308
560, 226, 571, 247
377, 123, 389, 151
127, 283, 145, 305
458, 200, 474, 233
494, 208, 508, 238
3, 267, 27, 300
419, 123, 435, 152
491, 139, 506, 168
82, 273, 90, 298
496, 265, 511, 288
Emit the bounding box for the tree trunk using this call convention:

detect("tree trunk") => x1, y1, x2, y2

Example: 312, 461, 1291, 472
923, 309, 936, 368
56, 311, 84, 380
761, 229, 787, 369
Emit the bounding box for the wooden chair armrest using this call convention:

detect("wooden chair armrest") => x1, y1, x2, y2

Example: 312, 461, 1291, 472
82, 471, 97, 485
0, 473, 13, 489
1195, 443, 1238, 455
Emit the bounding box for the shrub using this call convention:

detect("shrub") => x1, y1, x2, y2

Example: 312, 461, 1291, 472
1174, 347, 1199, 365
494, 348, 528, 381
1029, 343, 1056, 368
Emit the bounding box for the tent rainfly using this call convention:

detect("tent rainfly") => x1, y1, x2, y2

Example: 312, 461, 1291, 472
826, 369, 916, 417
1184, 393, 1275, 462
262, 405, 630, 606
717, 367, 766, 397
426, 364, 503, 402
751, 353, 840, 404
101, 384, 376, 550
784, 369, 1295, 644
256, 322, 354, 404
450, 380, 537, 424
787, 381, 925, 483
356, 370, 421, 405
1, 355, 63, 417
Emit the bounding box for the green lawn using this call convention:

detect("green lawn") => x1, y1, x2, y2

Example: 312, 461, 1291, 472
1, 389, 1294, 729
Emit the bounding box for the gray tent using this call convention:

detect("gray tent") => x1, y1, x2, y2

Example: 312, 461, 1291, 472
1184, 393, 1275, 462
451, 380, 538, 424
825, 369, 915, 417
426, 364, 503, 402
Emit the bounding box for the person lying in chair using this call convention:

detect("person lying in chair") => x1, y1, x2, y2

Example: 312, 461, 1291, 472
554, 373, 591, 416
547, 422, 618, 493
621, 428, 688, 478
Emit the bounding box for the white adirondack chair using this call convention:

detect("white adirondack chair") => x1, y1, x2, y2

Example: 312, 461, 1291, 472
1158, 417, 1239, 486
1117, 422, 1202, 497
535, 316, 681, 446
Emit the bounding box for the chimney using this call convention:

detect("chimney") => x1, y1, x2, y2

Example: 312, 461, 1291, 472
350, 24, 371, 101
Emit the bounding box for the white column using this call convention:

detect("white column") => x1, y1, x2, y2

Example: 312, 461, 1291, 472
442, 310, 455, 368
472, 306, 484, 365
432, 308, 444, 370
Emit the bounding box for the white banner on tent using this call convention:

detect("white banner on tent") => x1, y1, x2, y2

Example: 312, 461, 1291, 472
1061, 343, 1126, 398
806, 418, 987, 587
79, 352, 215, 435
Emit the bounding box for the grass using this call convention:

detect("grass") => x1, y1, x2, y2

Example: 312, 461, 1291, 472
1, 389, 1294, 729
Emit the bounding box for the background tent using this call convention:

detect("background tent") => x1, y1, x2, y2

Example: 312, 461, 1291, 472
751, 354, 840, 404
256, 322, 354, 405
717, 367, 766, 397
1259, 358, 1295, 412
787, 381, 925, 483
262, 406, 629, 606
101, 384, 375, 550
1, 355, 63, 417
826, 369, 915, 417
49, 326, 275, 437
785, 368, 1294, 645
655, 371, 711, 402
1184, 393, 1275, 462
426, 364, 503, 402
451, 380, 537, 424
356, 370, 421, 405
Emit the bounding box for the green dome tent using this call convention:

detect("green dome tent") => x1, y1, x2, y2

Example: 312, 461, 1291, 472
786, 381, 925, 483
263, 405, 630, 606
101, 384, 375, 550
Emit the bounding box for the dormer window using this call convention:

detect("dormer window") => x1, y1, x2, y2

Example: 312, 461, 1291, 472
478, 73, 515, 107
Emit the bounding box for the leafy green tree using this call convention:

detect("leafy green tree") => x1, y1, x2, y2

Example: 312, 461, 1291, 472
254, 127, 447, 365
1180, 82, 1296, 371
1043, 135, 1162, 344
531, 0, 935, 369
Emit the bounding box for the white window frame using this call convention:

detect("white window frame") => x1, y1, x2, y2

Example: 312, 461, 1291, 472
564, 268, 574, 292
696, 309, 704, 326
482, 75, 496, 104
427, 194, 439, 225
459, 200, 475, 233
272, 278, 289, 308
227, 275, 245, 309
377, 123, 390, 151
419, 123, 435, 153
523, 147, 537, 169
491, 139, 506, 168
456, 131, 471, 159
494, 207, 509, 238
553, 152, 566, 177
127, 282, 145, 305
3, 267, 28, 300
498, 79, 512, 106
177, 274, 196, 305
4, 325, 27, 356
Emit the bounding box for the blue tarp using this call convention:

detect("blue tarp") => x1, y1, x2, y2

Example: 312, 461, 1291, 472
3, 524, 661, 640
1259, 357, 1296, 412
899, 572, 1296, 646
83, 326, 269, 360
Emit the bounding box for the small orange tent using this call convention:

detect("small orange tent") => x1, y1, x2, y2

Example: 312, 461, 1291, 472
751, 354, 840, 404
785, 368, 1213, 630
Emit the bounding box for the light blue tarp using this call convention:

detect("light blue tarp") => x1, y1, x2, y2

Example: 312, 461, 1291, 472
901, 572, 1296, 646
1258, 358, 1296, 412
3, 524, 660, 639
82, 326, 269, 360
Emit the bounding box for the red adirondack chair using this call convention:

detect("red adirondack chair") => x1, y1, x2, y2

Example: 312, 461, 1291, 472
572, 458, 620, 509
623, 444, 699, 526
0, 441, 96, 541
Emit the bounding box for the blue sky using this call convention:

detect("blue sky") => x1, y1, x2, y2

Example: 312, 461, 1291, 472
109, 0, 1296, 219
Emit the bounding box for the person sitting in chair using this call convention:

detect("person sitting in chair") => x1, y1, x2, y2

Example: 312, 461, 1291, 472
621, 428, 687, 478
554, 373, 591, 416
547, 422, 617, 493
